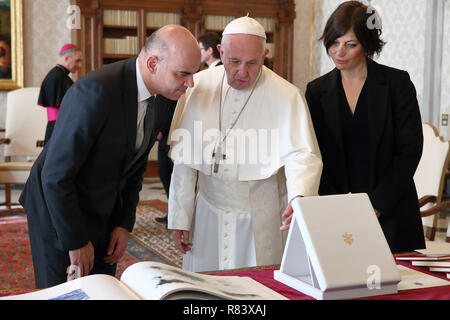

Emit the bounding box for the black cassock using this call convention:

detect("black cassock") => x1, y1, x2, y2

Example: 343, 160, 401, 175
38, 64, 74, 144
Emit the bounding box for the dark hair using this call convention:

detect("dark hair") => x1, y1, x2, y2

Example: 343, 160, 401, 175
197, 32, 221, 59
320, 1, 386, 58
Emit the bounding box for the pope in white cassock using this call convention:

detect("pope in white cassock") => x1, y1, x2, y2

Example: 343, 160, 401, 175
167, 16, 322, 272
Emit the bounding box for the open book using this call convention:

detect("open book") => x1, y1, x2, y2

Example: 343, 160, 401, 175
1, 261, 288, 300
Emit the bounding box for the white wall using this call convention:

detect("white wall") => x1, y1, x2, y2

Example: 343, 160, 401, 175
23, 0, 72, 87
441, 0, 450, 139
293, 0, 314, 94
372, 0, 426, 119
0, 0, 72, 131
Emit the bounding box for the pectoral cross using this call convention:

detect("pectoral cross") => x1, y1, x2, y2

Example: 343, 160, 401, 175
212, 145, 226, 173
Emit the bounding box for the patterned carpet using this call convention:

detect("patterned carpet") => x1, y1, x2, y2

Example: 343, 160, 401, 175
0, 215, 34, 292
0, 199, 181, 294
131, 199, 182, 268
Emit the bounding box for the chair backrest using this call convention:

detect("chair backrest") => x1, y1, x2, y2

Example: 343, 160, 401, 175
414, 123, 450, 202
4, 87, 46, 158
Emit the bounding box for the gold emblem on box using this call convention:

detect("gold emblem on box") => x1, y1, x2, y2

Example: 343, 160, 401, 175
342, 232, 354, 246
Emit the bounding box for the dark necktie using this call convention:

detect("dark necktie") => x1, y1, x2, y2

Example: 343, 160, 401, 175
124, 96, 157, 175
141, 95, 155, 152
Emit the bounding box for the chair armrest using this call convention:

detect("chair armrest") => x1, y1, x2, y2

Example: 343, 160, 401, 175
418, 195, 437, 208
420, 201, 450, 217
36, 140, 44, 148
0, 138, 10, 145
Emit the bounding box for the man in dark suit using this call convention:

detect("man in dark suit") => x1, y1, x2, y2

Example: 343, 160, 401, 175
19, 25, 201, 288
198, 32, 222, 68
156, 98, 176, 199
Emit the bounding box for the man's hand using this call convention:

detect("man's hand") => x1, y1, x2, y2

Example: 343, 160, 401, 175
280, 201, 294, 231
68, 241, 95, 281
172, 230, 192, 254
104, 227, 129, 265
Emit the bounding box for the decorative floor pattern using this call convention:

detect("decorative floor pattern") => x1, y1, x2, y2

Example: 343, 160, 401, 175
0, 198, 178, 293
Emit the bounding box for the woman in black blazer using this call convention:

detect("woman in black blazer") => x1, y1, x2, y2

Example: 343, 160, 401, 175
305, 1, 425, 253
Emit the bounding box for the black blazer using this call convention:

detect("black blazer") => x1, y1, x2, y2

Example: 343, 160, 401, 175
305, 59, 425, 253
19, 58, 172, 252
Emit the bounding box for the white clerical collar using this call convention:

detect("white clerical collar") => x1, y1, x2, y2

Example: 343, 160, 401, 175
222, 68, 262, 99
136, 58, 152, 102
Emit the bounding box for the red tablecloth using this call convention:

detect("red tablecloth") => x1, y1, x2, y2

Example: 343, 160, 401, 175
1, 262, 448, 300
211, 261, 450, 300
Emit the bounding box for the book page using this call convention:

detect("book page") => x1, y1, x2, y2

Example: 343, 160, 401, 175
397, 265, 450, 291
120, 261, 288, 300
1, 274, 141, 300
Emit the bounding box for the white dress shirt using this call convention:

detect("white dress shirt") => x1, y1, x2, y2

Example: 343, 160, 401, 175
209, 59, 221, 68
135, 58, 153, 151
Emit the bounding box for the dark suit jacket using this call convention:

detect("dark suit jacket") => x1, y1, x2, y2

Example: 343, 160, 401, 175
19, 57, 172, 252
157, 97, 176, 196
305, 59, 425, 253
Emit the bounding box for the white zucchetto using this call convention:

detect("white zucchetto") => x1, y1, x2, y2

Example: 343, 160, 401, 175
222, 16, 266, 40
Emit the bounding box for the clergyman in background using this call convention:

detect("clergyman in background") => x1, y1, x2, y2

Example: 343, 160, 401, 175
37, 44, 83, 145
